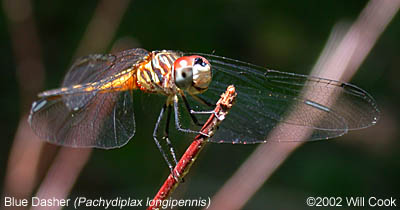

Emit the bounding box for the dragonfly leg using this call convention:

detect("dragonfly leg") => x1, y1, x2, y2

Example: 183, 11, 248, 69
153, 104, 180, 180
189, 94, 229, 121
164, 105, 178, 165
190, 110, 216, 114
181, 94, 203, 126
174, 98, 210, 137
181, 94, 215, 126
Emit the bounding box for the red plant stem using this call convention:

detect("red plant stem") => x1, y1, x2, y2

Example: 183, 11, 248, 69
147, 85, 237, 210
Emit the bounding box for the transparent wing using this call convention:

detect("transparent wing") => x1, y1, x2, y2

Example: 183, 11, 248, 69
29, 90, 135, 148
61, 54, 116, 86
28, 48, 149, 148
62, 48, 149, 86
187, 53, 380, 143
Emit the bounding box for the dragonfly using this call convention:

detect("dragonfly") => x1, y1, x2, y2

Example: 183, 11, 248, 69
28, 48, 380, 172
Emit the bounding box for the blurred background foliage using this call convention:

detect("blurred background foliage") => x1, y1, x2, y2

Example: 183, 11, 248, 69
1, 0, 399, 209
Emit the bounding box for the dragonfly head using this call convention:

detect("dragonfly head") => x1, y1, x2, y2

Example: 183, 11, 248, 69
173, 55, 212, 94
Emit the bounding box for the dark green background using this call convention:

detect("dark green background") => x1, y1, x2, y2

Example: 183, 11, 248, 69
1, 0, 399, 209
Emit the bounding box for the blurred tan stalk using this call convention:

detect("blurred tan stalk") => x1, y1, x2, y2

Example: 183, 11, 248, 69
208, 0, 400, 209
2, 1, 46, 209
2, 1, 130, 210
31, 1, 130, 210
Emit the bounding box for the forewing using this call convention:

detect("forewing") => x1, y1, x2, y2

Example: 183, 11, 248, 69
29, 90, 135, 149
62, 54, 115, 86
62, 48, 149, 86
188, 53, 379, 143
62, 48, 149, 87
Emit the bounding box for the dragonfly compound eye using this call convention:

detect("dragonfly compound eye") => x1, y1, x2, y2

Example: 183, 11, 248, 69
174, 56, 212, 94
190, 56, 212, 94
175, 64, 194, 89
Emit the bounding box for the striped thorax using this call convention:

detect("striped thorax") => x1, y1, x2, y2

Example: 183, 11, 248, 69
136, 50, 212, 96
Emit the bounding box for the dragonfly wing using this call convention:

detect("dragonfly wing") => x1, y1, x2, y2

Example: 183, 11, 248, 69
29, 48, 150, 148
62, 48, 149, 86
29, 90, 135, 149
188, 53, 379, 143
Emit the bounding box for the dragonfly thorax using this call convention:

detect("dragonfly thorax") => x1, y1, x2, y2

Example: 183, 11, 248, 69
148, 51, 212, 96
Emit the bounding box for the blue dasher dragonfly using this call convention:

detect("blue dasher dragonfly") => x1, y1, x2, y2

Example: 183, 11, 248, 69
28, 48, 380, 171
